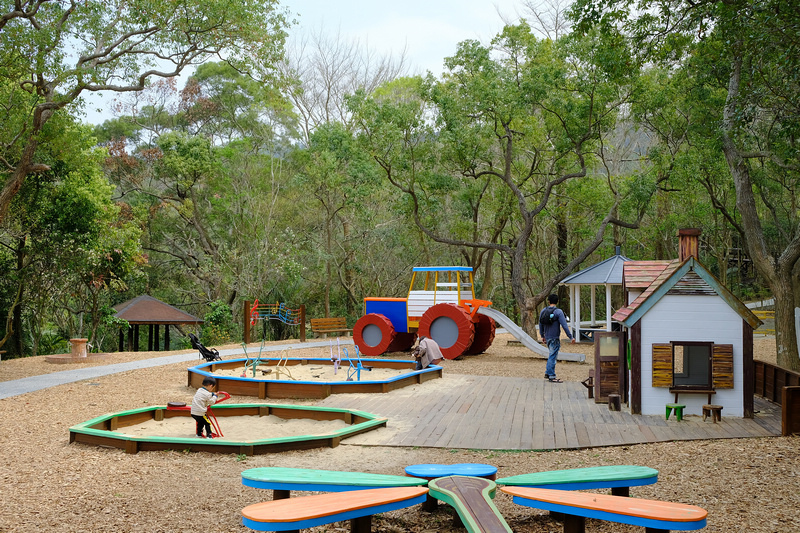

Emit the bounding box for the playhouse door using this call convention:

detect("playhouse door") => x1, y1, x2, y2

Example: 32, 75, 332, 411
594, 331, 627, 404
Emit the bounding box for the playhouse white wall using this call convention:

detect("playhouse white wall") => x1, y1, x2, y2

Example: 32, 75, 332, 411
637, 293, 745, 417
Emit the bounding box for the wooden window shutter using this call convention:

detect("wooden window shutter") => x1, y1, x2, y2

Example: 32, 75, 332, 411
712, 343, 734, 389
652, 343, 672, 387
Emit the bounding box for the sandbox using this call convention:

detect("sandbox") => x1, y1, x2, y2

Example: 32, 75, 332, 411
69, 403, 386, 455
187, 357, 442, 399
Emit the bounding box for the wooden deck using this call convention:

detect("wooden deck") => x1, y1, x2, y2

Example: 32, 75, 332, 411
319, 375, 781, 450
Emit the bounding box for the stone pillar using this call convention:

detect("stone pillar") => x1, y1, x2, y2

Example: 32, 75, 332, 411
70, 338, 89, 358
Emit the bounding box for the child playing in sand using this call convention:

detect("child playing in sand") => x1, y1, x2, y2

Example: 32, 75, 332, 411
191, 377, 218, 438
411, 336, 444, 370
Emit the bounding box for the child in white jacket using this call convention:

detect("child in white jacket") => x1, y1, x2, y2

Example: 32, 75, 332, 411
191, 377, 218, 438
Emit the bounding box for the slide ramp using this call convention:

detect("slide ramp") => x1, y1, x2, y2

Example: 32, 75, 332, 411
476, 306, 585, 362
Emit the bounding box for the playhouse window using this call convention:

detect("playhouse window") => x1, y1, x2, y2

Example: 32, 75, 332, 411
672, 342, 712, 388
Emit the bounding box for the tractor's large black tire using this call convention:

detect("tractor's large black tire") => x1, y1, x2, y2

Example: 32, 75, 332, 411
353, 313, 396, 356
464, 313, 496, 355
418, 303, 475, 359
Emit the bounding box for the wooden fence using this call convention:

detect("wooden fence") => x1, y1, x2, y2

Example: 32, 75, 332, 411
754, 360, 800, 436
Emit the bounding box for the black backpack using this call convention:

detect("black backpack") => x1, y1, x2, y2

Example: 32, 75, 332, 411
539, 307, 557, 326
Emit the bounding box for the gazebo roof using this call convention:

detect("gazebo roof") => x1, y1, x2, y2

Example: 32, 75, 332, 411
113, 295, 203, 325
560, 251, 632, 286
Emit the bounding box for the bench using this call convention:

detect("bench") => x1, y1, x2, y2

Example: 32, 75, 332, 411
241, 486, 428, 532
501, 486, 707, 533
495, 465, 659, 497
670, 388, 716, 405
427, 476, 512, 533
309, 317, 352, 338
241, 467, 427, 501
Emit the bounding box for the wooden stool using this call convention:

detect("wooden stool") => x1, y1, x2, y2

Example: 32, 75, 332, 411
702, 404, 723, 423
665, 403, 685, 421
608, 394, 621, 411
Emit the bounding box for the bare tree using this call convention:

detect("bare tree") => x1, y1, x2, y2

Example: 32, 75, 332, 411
282, 25, 408, 143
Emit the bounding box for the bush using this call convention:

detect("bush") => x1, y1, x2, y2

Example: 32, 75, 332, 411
202, 301, 236, 345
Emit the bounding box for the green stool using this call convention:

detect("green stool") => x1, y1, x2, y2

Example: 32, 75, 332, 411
666, 403, 686, 421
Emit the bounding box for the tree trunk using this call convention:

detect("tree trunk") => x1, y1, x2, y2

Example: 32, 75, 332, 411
324, 207, 332, 317
556, 213, 568, 305
721, 54, 800, 370
0, 138, 39, 225
773, 281, 800, 371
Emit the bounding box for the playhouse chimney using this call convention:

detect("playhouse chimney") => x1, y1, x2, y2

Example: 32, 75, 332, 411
678, 228, 701, 261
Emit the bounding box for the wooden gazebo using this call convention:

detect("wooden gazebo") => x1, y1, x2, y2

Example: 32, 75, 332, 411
113, 295, 203, 352
560, 247, 630, 341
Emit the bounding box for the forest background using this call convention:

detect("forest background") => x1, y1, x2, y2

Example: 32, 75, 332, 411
1, 0, 798, 370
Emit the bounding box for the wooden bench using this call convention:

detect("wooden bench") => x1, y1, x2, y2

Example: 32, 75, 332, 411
241, 486, 428, 532
496, 465, 659, 497
241, 467, 427, 501
427, 476, 512, 533
501, 486, 707, 533
670, 388, 715, 405
310, 317, 352, 337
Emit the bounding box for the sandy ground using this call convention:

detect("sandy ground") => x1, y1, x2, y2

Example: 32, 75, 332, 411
1, 333, 799, 532
116, 414, 351, 440
212, 364, 409, 382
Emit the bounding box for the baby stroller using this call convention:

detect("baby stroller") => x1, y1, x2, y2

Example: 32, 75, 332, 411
189, 333, 222, 362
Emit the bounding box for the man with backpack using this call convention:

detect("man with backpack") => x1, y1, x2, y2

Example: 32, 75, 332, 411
538, 293, 576, 383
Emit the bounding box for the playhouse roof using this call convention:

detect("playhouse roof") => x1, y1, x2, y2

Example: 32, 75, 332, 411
612, 257, 761, 329
619, 260, 674, 289
113, 295, 204, 325
560, 251, 632, 286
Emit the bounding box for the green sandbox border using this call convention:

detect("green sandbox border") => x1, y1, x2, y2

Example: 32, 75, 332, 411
69, 403, 387, 455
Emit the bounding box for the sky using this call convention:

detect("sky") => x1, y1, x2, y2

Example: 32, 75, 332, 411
280, 0, 526, 75
83, 0, 527, 124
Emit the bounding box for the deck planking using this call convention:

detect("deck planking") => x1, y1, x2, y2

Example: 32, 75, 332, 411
318, 374, 782, 450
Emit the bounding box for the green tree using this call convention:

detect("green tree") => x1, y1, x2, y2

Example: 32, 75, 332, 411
353, 24, 648, 332
97, 60, 303, 311
0, 0, 292, 224
291, 122, 386, 315
0, 122, 143, 356
571, 0, 800, 369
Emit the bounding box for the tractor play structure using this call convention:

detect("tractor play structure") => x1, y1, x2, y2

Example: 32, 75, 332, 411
353, 266, 585, 361
353, 266, 496, 359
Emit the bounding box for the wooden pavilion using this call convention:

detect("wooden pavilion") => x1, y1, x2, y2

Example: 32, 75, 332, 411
113, 295, 203, 352
560, 246, 631, 341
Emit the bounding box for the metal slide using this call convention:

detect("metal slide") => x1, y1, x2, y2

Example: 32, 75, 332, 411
476, 306, 585, 362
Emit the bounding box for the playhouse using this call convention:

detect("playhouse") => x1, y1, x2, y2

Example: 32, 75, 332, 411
609, 229, 762, 418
